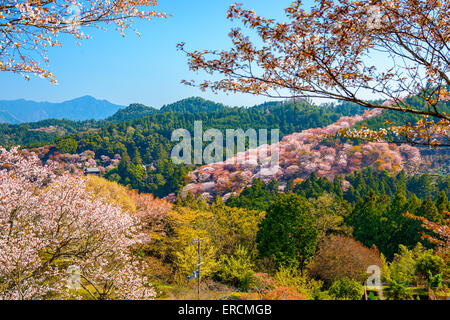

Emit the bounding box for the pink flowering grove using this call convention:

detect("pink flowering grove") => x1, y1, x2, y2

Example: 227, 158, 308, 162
183, 109, 423, 200
0, 147, 155, 300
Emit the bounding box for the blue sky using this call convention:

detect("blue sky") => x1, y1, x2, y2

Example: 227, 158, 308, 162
0, 1, 299, 108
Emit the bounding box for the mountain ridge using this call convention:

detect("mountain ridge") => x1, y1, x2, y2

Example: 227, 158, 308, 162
0, 110, 22, 124
107, 97, 233, 122
0, 95, 123, 123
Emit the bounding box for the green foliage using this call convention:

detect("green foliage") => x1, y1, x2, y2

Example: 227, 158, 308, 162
308, 193, 352, 241
347, 190, 423, 258
56, 137, 78, 154
216, 245, 255, 290
328, 278, 364, 300
159, 97, 227, 114
105, 156, 189, 198
357, 95, 450, 132
0, 118, 99, 147
147, 199, 263, 286
343, 168, 403, 202
385, 279, 413, 300
233, 166, 448, 213
3, 96, 450, 299
256, 194, 318, 269
294, 173, 345, 200
2, 99, 366, 196
210, 201, 263, 257
415, 253, 445, 280
414, 196, 443, 224
385, 245, 420, 285
228, 168, 448, 260
384, 243, 446, 288
368, 291, 377, 300
428, 272, 443, 289
407, 173, 435, 200
226, 178, 279, 211
314, 290, 333, 300
176, 241, 219, 280
155, 207, 220, 280
272, 266, 323, 299
436, 191, 449, 214
437, 175, 450, 199
106, 103, 157, 122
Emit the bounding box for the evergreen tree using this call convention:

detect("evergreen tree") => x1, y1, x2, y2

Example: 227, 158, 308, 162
256, 194, 318, 269
436, 191, 449, 214
415, 197, 442, 224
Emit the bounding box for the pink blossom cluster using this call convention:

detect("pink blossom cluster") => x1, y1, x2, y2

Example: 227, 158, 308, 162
0, 147, 154, 300
29, 147, 121, 175
182, 109, 420, 200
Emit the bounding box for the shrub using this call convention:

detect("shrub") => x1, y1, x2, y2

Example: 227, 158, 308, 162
428, 272, 443, 289
240, 273, 308, 300
385, 279, 413, 300
385, 244, 424, 285
273, 266, 323, 299
415, 252, 445, 281
308, 235, 381, 286
216, 245, 255, 290
328, 277, 364, 300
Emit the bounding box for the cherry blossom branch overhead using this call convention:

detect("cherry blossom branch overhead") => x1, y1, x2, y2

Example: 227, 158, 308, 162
0, 0, 166, 83
179, 0, 449, 147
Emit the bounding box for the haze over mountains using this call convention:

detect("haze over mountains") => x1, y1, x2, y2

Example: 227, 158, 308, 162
0, 96, 233, 124
0, 96, 123, 124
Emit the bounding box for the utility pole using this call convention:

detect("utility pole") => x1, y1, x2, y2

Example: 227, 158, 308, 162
197, 239, 201, 300
189, 238, 204, 300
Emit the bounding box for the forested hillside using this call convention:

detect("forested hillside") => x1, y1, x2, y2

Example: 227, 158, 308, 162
0, 119, 102, 147
4, 96, 444, 198
0, 97, 363, 146
357, 94, 450, 131
26, 99, 365, 197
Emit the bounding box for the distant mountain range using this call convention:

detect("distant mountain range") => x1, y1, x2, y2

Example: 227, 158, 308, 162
0, 96, 123, 124
0, 96, 232, 124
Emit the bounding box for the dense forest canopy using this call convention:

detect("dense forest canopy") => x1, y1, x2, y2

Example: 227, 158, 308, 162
2, 96, 448, 198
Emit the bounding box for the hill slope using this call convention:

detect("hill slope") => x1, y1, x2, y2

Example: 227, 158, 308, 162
106, 103, 158, 122
160, 97, 227, 113
0, 110, 22, 124
182, 108, 423, 201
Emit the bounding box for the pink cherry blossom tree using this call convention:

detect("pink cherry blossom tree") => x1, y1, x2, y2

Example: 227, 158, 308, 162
0, 147, 154, 300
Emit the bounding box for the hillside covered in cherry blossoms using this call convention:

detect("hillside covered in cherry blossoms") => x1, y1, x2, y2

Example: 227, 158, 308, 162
183, 109, 422, 201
